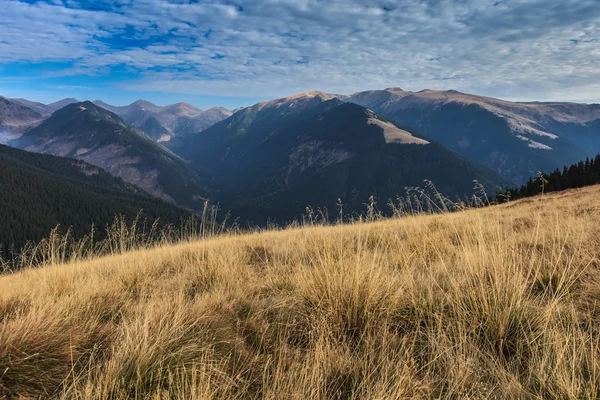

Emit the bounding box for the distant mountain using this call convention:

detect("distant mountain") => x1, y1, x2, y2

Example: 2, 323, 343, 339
0, 97, 46, 142
10, 98, 54, 116
90, 100, 121, 114
0, 144, 189, 260
342, 88, 600, 183
93, 100, 232, 143
178, 92, 508, 223
92, 100, 167, 141
166, 106, 233, 140
47, 98, 79, 111
156, 102, 204, 130
12, 101, 211, 210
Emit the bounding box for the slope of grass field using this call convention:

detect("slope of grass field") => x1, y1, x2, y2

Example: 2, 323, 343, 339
1, 186, 600, 398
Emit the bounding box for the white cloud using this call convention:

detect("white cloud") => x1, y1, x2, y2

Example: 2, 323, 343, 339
0, 0, 599, 101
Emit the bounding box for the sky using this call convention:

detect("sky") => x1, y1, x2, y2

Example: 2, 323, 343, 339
0, 0, 599, 109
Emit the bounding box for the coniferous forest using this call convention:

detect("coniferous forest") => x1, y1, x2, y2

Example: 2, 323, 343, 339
497, 154, 600, 202
0, 144, 190, 260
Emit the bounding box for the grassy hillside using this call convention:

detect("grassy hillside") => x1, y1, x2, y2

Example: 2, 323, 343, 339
1, 185, 600, 398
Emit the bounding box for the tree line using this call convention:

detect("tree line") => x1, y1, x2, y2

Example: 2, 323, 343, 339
497, 154, 600, 202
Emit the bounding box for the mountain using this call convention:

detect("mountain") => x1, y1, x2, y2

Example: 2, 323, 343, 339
12, 101, 210, 210
47, 98, 79, 111
10, 98, 54, 116
0, 97, 46, 143
93, 100, 232, 144
156, 102, 204, 129
178, 92, 508, 223
342, 88, 600, 183
92, 100, 168, 141
90, 99, 121, 114
0, 144, 189, 260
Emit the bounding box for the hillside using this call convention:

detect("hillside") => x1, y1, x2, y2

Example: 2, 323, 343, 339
13, 101, 211, 210
343, 88, 600, 183
0, 144, 190, 260
178, 92, 508, 223
1, 184, 599, 398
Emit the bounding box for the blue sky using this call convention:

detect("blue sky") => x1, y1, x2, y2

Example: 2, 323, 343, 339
0, 0, 599, 109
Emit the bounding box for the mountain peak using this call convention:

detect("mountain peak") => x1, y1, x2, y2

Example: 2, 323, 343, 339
53, 101, 124, 125
206, 106, 230, 113
133, 99, 154, 104
256, 91, 338, 110
285, 90, 334, 100
131, 99, 160, 111
161, 102, 203, 115
171, 101, 198, 108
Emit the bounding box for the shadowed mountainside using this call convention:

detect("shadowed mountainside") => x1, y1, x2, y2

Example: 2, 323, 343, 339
178, 92, 508, 223
0, 144, 190, 259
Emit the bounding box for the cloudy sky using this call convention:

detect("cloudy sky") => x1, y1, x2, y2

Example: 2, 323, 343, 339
0, 0, 598, 108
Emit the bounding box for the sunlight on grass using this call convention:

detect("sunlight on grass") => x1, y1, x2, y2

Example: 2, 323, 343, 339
1, 185, 600, 398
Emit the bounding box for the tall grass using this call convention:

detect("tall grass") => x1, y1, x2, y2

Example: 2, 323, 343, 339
1, 184, 599, 398
1, 181, 489, 273
0, 202, 229, 273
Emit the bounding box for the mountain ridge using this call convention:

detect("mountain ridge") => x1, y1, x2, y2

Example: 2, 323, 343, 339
12, 101, 211, 210
92, 99, 232, 144
340, 88, 600, 182
177, 93, 508, 223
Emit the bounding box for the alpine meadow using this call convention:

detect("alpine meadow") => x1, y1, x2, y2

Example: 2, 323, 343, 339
2, 0, 600, 398
2, 185, 600, 398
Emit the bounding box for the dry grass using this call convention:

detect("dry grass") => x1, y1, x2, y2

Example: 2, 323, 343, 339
2, 185, 600, 399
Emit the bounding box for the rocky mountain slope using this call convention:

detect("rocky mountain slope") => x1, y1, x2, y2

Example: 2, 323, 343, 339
342, 88, 600, 183
10, 98, 54, 116
93, 99, 232, 145
178, 92, 508, 223
11, 102, 210, 210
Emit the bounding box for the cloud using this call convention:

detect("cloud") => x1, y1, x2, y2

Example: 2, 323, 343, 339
0, 0, 599, 101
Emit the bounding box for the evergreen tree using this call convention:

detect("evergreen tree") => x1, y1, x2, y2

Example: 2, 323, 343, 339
497, 152, 600, 203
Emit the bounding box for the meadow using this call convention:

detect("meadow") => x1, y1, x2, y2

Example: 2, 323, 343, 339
1, 185, 600, 399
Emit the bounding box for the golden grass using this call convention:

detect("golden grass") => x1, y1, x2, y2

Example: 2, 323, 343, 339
2, 185, 600, 399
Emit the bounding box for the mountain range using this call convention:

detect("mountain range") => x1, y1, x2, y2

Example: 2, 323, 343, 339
92, 99, 232, 146
177, 91, 508, 222
341, 88, 600, 182
2, 88, 600, 227
12, 101, 211, 210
